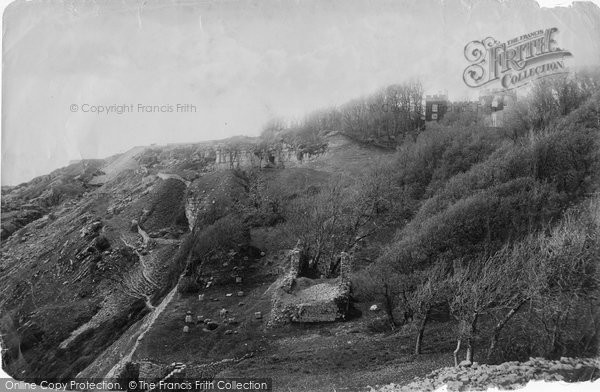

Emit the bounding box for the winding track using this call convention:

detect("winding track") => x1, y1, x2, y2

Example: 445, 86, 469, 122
103, 270, 186, 381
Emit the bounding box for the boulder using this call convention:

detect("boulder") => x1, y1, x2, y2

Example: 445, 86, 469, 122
226, 317, 238, 325
90, 221, 102, 232
93, 235, 111, 251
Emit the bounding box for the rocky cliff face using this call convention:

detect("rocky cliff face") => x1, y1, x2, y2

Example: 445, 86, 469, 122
0, 164, 186, 380
177, 138, 331, 231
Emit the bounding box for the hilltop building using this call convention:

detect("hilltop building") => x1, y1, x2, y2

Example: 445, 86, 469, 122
424, 89, 518, 127
478, 89, 518, 127
424, 94, 449, 122
448, 100, 479, 114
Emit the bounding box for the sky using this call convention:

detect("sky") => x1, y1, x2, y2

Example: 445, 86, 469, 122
1, 0, 600, 185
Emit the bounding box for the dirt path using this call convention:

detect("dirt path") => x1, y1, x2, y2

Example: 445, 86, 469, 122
104, 272, 185, 380
137, 225, 151, 246
119, 235, 159, 309
157, 172, 191, 187
89, 146, 146, 186
58, 295, 130, 350
58, 231, 159, 350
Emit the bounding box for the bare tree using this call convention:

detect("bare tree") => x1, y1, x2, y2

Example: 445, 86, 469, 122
409, 264, 449, 354
285, 166, 399, 277
355, 265, 409, 330
448, 252, 527, 365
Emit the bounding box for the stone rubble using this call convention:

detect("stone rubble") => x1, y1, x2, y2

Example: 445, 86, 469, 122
368, 357, 600, 392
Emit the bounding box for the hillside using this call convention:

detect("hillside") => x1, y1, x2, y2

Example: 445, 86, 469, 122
0, 133, 399, 388
1, 79, 600, 391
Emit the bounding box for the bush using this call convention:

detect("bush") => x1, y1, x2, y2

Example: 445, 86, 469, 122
488, 200, 600, 361
440, 110, 482, 127
531, 127, 599, 196
177, 276, 201, 294
369, 90, 600, 364
242, 171, 284, 227
351, 265, 413, 328
190, 214, 250, 270
142, 178, 189, 232
381, 176, 567, 271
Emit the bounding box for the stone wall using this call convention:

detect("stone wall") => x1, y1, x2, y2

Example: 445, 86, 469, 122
339, 251, 353, 285
280, 247, 301, 293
